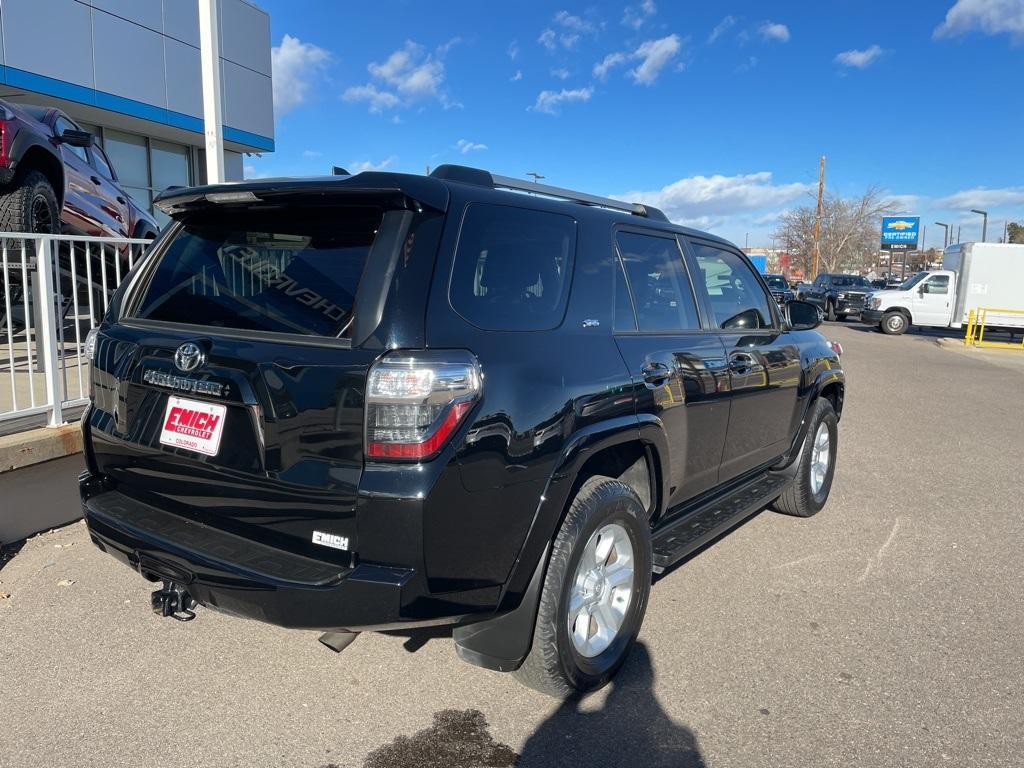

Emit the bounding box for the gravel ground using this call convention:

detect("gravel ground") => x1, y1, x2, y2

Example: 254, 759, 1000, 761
1, 322, 1022, 768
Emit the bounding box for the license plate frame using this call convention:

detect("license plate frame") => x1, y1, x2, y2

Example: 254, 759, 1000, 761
158, 396, 227, 457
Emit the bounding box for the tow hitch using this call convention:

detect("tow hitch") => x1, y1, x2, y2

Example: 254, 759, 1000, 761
151, 581, 197, 621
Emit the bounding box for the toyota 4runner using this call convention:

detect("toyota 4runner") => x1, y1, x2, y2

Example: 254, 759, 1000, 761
80, 165, 845, 696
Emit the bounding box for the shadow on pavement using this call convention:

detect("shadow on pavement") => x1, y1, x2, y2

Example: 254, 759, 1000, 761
517, 642, 705, 768
350, 642, 705, 768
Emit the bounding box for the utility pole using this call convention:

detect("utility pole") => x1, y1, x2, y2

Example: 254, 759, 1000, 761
957, 225, 961, 243
811, 155, 826, 278
1004, 221, 1009, 243
198, 0, 225, 184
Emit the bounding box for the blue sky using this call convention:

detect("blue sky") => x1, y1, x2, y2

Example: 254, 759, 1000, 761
248, 0, 1024, 248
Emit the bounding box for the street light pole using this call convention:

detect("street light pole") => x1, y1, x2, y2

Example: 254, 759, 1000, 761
935, 222, 949, 248
970, 209, 988, 243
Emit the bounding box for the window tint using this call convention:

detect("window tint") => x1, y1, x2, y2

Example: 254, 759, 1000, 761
692, 243, 774, 330
55, 116, 88, 163
89, 146, 114, 180
923, 275, 949, 294
616, 232, 700, 332
135, 205, 384, 337
449, 203, 575, 331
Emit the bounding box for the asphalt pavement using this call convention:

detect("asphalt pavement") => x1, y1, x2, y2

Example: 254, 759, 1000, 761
2, 322, 1022, 768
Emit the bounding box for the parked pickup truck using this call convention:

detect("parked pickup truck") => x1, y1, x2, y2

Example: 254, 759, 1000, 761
862, 243, 1024, 335
801, 273, 873, 321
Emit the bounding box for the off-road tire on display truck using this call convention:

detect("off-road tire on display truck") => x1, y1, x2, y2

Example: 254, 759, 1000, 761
0, 170, 59, 235
513, 478, 653, 697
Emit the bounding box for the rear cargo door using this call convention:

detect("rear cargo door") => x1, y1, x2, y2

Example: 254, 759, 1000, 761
87, 200, 433, 565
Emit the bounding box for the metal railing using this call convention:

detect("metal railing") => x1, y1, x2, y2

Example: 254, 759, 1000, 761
964, 308, 1024, 350
1, 232, 151, 434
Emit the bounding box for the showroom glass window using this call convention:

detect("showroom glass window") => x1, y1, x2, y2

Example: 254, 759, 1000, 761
691, 243, 774, 330
615, 232, 700, 332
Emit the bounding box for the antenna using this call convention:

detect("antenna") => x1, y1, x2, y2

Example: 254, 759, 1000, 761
526, 172, 545, 183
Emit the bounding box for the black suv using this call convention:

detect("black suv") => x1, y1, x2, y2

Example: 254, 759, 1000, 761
79, 166, 845, 696
802, 273, 873, 321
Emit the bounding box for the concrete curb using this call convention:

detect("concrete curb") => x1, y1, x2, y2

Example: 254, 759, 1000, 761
0, 425, 82, 474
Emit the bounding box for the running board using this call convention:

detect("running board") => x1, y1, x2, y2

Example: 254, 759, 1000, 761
651, 472, 791, 573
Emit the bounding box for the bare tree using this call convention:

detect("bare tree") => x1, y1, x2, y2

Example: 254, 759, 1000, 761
774, 186, 893, 276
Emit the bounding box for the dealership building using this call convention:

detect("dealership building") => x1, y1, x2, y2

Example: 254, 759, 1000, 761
0, 0, 274, 225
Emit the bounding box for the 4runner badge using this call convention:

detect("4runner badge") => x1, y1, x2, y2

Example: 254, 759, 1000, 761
312, 531, 349, 551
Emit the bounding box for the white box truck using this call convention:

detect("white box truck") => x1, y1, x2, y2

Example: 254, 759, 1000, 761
860, 243, 1024, 335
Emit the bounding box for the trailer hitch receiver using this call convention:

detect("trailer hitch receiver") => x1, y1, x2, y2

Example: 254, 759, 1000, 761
151, 581, 197, 621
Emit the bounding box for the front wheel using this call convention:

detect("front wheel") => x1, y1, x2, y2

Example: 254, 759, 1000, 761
826, 301, 837, 322
772, 397, 838, 518
513, 478, 652, 697
881, 311, 908, 335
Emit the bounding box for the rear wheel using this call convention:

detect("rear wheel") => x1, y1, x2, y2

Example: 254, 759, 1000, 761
513, 478, 652, 697
0, 170, 59, 235
881, 311, 908, 335
772, 397, 838, 518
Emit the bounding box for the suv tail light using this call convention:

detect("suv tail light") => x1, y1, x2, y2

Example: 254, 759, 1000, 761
365, 350, 481, 461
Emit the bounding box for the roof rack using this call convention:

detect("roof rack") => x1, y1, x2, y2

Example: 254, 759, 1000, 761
430, 164, 668, 221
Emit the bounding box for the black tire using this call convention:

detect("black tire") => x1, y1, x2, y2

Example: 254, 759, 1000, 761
513, 478, 652, 697
772, 397, 838, 517
880, 310, 908, 335
826, 301, 837, 322
0, 170, 59, 235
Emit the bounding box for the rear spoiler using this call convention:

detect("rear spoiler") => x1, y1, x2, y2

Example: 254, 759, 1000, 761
154, 172, 450, 217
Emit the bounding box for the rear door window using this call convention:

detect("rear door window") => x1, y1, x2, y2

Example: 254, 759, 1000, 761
133, 206, 384, 337
615, 231, 700, 332
449, 203, 575, 331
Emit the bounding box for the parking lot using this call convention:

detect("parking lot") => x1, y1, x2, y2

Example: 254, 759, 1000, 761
2, 322, 1022, 768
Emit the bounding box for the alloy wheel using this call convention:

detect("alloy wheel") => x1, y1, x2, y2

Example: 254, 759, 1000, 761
567, 523, 635, 658
810, 422, 831, 496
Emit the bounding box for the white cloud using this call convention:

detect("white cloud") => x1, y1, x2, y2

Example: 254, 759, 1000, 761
835, 44, 885, 68
614, 172, 810, 222
342, 83, 400, 114
736, 56, 758, 73
593, 51, 627, 79
886, 193, 920, 212
344, 41, 457, 113
560, 33, 581, 49
511, 70, 523, 82
759, 21, 791, 43
538, 28, 558, 51
708, 15, 737, 44
271, 34, 330, 116
551, 67, 571, 80
456, 139, 488, 154
530, 86, 594, 115
349, 156, 398, 173
508, 40, 520, 60
937, 186, 1024, 209
630, 34, 683, 84
622, 0, 657, 30
302, 150, 322, 159
555, 10, 598, 34
934, 0, 1024, 40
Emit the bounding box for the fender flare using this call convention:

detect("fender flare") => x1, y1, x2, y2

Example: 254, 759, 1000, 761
7, 132, 65, 207
775, 368, 845, 472
453, 414, 669, 671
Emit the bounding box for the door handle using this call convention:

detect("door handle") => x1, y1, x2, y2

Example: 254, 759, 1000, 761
641, 362, 671, 386
90, 175, 102, 185
729, 353, 755, 374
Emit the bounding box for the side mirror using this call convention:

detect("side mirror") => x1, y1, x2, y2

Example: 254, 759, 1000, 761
786, 300, 823, 330
57, 129, 94, 148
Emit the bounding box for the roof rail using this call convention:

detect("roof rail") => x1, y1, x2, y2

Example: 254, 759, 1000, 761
429, 164, 668, 221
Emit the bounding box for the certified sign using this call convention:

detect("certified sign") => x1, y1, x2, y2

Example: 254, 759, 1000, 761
880, 216, 920, 251
159, 396, 227, 456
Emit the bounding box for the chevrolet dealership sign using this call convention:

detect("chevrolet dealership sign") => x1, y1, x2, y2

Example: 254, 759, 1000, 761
880, 216, 920, 251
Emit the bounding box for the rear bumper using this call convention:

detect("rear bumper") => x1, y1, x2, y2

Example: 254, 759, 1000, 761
861, 309, 884, 324
82, 483, 427, 631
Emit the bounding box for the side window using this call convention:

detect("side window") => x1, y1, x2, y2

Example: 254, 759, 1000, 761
89, 146, 115, 181
815, 275, 827, 287
449, 203, 575, 331
54, 117, 88, 163
923, 275, 949, 294
615, 231, 700, 332
691, 242, 775, 330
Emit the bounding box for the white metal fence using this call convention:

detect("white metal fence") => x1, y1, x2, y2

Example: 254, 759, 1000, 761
1, 233, 151, 434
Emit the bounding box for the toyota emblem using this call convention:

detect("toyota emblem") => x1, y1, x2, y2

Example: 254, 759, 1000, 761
174, 342, 205, 373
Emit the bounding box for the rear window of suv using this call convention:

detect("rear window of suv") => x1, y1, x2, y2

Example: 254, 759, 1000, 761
449, 203, 576, 331
133, 206, 384, 337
